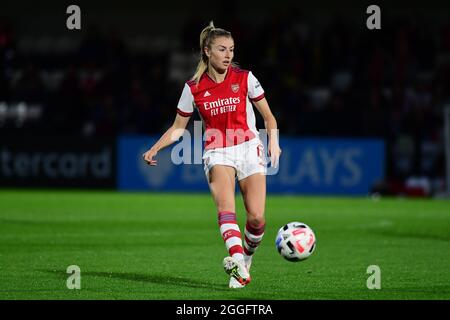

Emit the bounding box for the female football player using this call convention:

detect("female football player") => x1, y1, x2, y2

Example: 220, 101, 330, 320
142, 21, 281, 288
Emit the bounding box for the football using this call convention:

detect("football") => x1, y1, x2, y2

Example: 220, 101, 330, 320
275, 222, 316, 262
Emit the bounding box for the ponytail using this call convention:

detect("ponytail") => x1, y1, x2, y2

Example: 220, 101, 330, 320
191, 21, 233, 84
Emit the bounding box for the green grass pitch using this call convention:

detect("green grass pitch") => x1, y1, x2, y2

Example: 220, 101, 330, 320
0, 189, 449, 300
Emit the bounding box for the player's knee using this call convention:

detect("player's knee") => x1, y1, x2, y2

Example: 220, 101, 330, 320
246, 212, 265, 227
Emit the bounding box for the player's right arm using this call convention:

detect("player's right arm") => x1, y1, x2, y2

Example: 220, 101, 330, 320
142, 113, 191, 166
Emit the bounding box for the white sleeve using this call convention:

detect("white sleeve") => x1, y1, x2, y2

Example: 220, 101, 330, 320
247, 71, 265, 101
177, 83, 194, 116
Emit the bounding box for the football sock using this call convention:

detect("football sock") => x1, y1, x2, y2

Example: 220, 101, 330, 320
243, 221, 265, 259
218, 211, 244, 263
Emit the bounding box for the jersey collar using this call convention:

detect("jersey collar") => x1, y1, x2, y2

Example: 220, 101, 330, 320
204, 66, 231, 84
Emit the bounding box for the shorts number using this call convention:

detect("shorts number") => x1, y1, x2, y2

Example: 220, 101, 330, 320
256, 144, 264, 159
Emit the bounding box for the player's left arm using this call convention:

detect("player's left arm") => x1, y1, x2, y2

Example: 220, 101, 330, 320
253, 98, 282, 168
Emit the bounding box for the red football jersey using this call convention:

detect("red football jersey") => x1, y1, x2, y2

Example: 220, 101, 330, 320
176, 66, 265, 149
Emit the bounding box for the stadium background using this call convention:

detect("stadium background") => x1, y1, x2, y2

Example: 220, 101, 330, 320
0, 0, 449, 300
1, 0, 449, 196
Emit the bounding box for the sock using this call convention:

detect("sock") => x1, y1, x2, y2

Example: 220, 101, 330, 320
243, 221, 265, 260
218, 211, 244, 263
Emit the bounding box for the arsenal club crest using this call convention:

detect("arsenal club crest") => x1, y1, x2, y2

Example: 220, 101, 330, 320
231, 83, 239, 93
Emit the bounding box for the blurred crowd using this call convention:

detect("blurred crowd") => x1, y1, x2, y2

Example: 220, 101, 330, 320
0, 10, 449, 190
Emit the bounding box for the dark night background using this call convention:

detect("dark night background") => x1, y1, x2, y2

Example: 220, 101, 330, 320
1, 0, 449, 195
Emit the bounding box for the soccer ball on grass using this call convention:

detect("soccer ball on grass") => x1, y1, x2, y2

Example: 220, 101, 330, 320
275, 222, 316, 262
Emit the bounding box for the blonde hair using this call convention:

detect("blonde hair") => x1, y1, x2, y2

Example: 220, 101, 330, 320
191, 21, 234, 84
